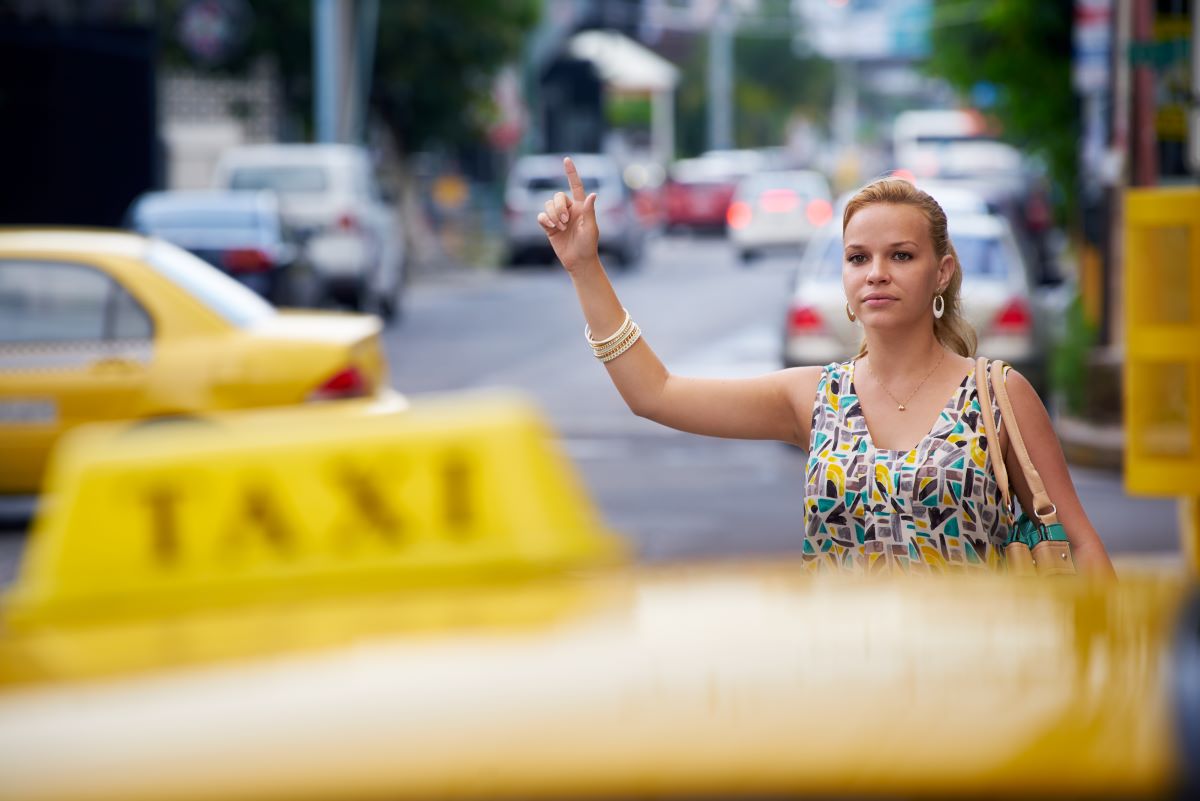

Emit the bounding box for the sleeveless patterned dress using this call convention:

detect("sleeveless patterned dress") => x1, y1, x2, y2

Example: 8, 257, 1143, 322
802, 360, 1013, 574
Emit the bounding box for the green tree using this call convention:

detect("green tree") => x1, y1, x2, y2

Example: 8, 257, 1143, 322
925, 0, 1077, 217
159, 0, 538, 154
675, 2, 834, 157
372, 0, 539, 154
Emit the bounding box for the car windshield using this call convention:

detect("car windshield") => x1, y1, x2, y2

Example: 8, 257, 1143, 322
145, 239, 275, 327
671, 160, 735, 184
138, 209, 262, 233
524, 176, 602, 193
809, 231, 1010, 282
740, 174, 830, 199
229, 166, 328, 194
912, 134, 998, 147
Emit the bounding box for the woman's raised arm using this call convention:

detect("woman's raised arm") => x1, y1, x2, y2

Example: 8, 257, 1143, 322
538, 157, 820, 446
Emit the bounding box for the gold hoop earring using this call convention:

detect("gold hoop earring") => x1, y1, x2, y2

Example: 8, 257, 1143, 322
932, 294, 945, 319
845, 302, 856, 322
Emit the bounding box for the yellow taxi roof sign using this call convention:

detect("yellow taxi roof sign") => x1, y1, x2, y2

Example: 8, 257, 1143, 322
5, 392, 625, 623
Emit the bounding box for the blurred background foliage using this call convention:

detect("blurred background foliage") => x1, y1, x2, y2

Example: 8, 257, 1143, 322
1052, 295, 1103, 418
925, 0, 1077, 220
674, 0, 834, 157
158, 0, 539, 156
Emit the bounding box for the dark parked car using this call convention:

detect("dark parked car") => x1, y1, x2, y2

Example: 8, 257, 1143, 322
126, 190, 314, 306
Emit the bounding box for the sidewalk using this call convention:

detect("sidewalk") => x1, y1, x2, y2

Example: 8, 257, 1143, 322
1056, 413, 1124, 471
1049, 343, 1124, 472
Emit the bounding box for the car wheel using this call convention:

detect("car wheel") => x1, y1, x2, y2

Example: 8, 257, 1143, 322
274, 263, 322, 308
376, 286, 402, 323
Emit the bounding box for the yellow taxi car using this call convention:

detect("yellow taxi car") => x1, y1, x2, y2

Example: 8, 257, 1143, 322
0, 228, 393, 495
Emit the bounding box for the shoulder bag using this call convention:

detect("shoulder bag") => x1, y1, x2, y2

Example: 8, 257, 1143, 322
974, 357, 1076, 577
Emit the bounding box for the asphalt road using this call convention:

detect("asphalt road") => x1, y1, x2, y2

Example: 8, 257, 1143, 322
0, 233, 1181, 586
384, 233, 1181, 564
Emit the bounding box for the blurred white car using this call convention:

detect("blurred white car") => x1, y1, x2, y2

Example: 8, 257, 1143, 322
213, 144, 406, 320
783, 213, 1048, 391
911, 180, 991, 218
504, 154, 645, 268
892, 109, 989, 179
727, 170, 833, 263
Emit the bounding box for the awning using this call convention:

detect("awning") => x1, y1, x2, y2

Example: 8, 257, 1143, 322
567, 30, 679, 93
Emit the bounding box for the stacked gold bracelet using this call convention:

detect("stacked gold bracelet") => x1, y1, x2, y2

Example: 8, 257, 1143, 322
585, 309, 642, 363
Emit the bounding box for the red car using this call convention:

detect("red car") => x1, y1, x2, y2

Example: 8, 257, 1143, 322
663, 158, 740, 232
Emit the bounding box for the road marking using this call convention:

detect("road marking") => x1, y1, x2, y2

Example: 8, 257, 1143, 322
669, 323, 782, 379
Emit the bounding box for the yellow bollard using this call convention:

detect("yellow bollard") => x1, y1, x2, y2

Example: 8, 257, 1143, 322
1123, 187, 1200, 573
1183, 496, 1200, 575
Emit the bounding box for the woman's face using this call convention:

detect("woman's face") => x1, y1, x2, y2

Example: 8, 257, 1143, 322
842, 202, 953, 330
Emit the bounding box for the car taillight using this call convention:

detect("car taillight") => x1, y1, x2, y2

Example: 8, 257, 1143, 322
787, 304, 824, 334
309, 365, 370, 401
806, 198, 833, 227
760, 189, 799, 213
336, 212, 359, 231
993, 298, 1032, 333
727, 201, 752, 229
891, 168, 916, 183
1025, 191, 1051, 231
223, 248, 274, 273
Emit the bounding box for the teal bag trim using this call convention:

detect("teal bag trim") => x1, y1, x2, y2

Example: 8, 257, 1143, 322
1006, 514, 1069, 550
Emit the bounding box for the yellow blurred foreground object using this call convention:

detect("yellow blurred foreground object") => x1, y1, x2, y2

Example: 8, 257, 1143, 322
0, 392, 1197, 800
0, 567, 1195, 801
3, 392, 625, 627
1124, 187, 1200, 572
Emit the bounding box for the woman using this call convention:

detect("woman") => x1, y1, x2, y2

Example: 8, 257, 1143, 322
537, 157, 1115, 576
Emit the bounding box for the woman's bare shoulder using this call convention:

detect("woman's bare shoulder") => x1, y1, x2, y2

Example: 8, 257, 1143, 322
778, 364, 828, 395
778, 364, 830, 445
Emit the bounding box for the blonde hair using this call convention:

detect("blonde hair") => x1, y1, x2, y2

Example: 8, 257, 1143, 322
843, 178, 977, 359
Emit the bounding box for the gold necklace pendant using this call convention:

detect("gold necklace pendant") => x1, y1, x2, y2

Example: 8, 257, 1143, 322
868, 349, 945, 413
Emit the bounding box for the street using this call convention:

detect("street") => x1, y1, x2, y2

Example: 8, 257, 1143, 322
0, 234, 1181, 585
385, 232, 1181, 563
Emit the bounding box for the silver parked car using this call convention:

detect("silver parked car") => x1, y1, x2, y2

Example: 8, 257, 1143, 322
504, 154, 645, 269
783, 212, 1049, 392
213, 144, 406, 320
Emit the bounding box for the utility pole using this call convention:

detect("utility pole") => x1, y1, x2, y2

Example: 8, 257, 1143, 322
313, 0, 377, 144
351, 0, 379, 144
314, 0, 339, 143
707, 0, 733, 151
831, 57, 858, 151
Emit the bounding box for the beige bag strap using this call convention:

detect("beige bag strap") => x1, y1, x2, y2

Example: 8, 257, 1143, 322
988, 360, 1059, 526
974, 357, 1011, 508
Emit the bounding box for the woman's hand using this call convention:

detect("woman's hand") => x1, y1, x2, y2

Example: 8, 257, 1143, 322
537, 157, 599, 274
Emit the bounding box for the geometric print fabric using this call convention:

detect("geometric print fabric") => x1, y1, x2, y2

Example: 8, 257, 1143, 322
802, 360, 1013, 575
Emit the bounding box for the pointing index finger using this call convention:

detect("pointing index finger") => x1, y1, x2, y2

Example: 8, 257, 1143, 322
563, 157, 586, 202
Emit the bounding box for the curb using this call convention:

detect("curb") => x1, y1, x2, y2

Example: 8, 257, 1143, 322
1055, 414, 1124, 472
